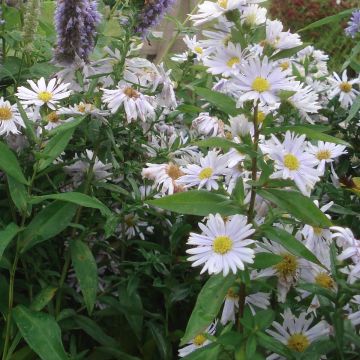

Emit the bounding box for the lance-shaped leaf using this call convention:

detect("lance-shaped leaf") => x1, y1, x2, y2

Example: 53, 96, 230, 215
181, 274, 236, 345
7, 175, 28, 214
0, 142, 28, 185
70, 240, 98, 314
257, 189, 332, 228
13, 305, 69, 360
147, 190, 241, 217
0, 223, 21, 261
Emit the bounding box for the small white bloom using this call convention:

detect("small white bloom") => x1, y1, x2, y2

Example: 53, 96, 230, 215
16, 77, 71, 110
0, 97, 25, 135
187, 214, 255, 276
265, 20, 302, 50
192, 113, 224, 137
241, 4, 267, 26
102, 81, 155, 122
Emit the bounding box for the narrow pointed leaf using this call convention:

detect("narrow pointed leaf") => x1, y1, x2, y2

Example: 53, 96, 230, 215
0, 223, 21, 261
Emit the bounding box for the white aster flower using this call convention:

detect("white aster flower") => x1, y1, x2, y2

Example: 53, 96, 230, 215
226, 114, 253, 138
177, 150, 229, 191
192, 113, 224, 137
0, 97, 25, 136
264, 131, 321, 196
101, 81, 155, 122
266, 309, 329, 358
187, 214, 255, 276
241, 4, 267, 26
221, 288, 239, 325
43, 111, 73, 131
332, 227, 360, 267
265, 20, 302, 51
204, 42, 247, 77
307, 141, 347, 175
233, 56, 295, 106
245, 292, 270, 315
16, 77, 71, 110
328, 70, 360, 109
183, 35, 210, 60
58, 102, 109, 120
178, 321, 217, 357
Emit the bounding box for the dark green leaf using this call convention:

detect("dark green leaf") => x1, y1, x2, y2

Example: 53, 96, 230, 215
181, 274, 236, 345
257, 333, 293, 359
16, 100, 37, 145
344, 95, 360, 123
297, 283, 336, 302
7, 175, 28, 214
94, 347, 141, 360
0, 142, 28, 185
47, 116, 86, 136
182, 343, 221, 360
70, 241, 98, 314
0, 223, 20, 261
30, 287, 58, 312
257, 189, 332, 228
13, 305, 68, 360
147, 322, 172, 360
252, 253, 282, 269
147, 190, 241, 217
270, 44, 308, 61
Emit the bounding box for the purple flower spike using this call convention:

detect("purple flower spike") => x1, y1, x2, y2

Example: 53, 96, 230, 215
54, 0, 101, 65
135, 0, 176, 35
345, 9, 360, 38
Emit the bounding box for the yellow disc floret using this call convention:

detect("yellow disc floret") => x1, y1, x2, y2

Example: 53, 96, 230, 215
0, 106, 12, 121
47, 112, 60, 123
227, 57, 240, 68
256, 111, 266, 123
124, 87, 140, 98
252, 77, 270, 93
217, 0, 227, 8
339, 82, 352, 93
193, 334, 207, 346
315, 272, 334, 289
275, 254, 298, 277
284, 154, 300, 171
316, 150, 331, 161
213, 236, 233, 254
287, 333, 310, 352
38, 91, 53, 102
194, 46, 203, 55
167, 163, 183, 180
198, 167, 213, 180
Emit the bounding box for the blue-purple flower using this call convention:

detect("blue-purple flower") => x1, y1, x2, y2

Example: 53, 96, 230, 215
135, 0, 176, 35
345, 9, 360, 38
54, 0, 101, 64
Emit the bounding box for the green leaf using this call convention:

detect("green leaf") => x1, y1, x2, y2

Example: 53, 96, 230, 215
13, 305, 68, 360
16, 100, 37, 145
262, 125, 350, 147
147, 190, 241, 217
257, 189, 332, 228
344, 95, 360, 124
21, 201, 77, 253
38, 128, 75, 171
194, 87, 239, 116
147, 322, 171, 360
257, 333, 293, 359
94, 347, 141, 360
0, 223, 21, 261
0, 142, 28, 185
7, 176, 28, 214
299, 9, 354, 32
297, 283, 336, 302
181, 274, 236, 345
70, 241, 98, 314
270, 44, 308, 61
47, 116, 86, 136
252, 253, 282, 269
30, 287, 58, 312
182, 343, 221, 359
196, 137, 257, 157
261, 226, 323, 267
30, 192, 111, 218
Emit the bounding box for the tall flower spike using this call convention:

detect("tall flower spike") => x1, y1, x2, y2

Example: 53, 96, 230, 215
22, 0, 41, 49
135, 0, 176, 35
54, 0, 101, 65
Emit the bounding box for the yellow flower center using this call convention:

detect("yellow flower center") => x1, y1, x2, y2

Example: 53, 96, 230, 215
315, 272, 334, 289
198, 167, 213, 180
124, 87, 140, 98
256, 111, 266, 123
167, 163, 183, 180
339, 82, 352, 93
194, 46, 203, 54
252, 77, 270, 93
124, 214, 135, 227
193, 334, 207, 346
217, 0, 227, 8
227, 288, 239, 300
275, 254, 298, 277
0, 106, 12, 121
316, 150, 331, 161
313, 227, 323, 235
47, 112, 60, 123
213, 235, 233, 255
227, 57, 240, 68
284, 154, 300, 171
38, 91, 53, 102
245, 13, 257, 26
287, 333, 310, 352
280, 61, 290, 71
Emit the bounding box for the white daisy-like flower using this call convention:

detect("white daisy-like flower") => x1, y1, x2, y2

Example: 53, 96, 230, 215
233, 56, 295, 106
177, 150, 229, 191
141, 162, 184, 195
203, 42, 248, 77
332, 227, 360, 266
16, 77, 71, 110
192, 113, 224, 137
263, 131, 321, 196
221, 288, 239, 325
183, 35, 210, 61
186, 213, 255, 276
346, 296, 360, 327
307, 141, 347, 175
328, 70, 360, 109
43, 111, 73, 131
101, 81, 155, 122
241, 4, 267, 26
58, 102, 110, 120
0, 97, 25, 136
178, 321, 217, 357
265, 19, 302, 50
245, 292, 270, 315
266, 309, 329, 358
